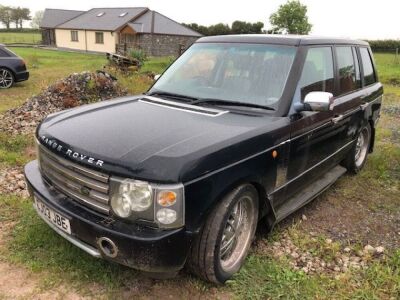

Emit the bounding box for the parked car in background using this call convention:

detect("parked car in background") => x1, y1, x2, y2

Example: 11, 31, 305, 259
24, 35, 382, 284
0, 44, 29, 89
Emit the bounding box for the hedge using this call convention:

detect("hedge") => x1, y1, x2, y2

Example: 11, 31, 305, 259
365, 40, 400, 51
0, 28, 40, 33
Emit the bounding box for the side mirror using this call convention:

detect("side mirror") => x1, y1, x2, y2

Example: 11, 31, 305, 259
294, 92, 334, 112
154, 74, 161, 81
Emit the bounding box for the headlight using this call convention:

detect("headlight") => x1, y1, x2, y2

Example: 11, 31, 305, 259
110, 177, 184, 229
110, 179, 152, 218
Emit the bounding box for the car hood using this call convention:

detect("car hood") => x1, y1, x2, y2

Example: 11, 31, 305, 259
38, 96, 289, 182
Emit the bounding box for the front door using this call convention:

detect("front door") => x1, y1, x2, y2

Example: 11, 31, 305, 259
271, 46, 348, 211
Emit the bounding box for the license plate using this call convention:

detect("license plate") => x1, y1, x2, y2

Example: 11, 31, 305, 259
35, 196, 71, 234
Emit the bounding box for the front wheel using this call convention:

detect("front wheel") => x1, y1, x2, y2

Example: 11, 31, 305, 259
342, 124, 371, 174
187, 184, 259, 284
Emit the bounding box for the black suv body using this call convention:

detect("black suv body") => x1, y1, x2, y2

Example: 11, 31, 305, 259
25, 35, 383, 283
0, 44, 29, 88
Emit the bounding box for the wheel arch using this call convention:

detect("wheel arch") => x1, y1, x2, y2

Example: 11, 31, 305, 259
194, 176, 274, 233
0, 65, 16, 77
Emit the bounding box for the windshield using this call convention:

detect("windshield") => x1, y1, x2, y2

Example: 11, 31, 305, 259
149, 43, 297, 108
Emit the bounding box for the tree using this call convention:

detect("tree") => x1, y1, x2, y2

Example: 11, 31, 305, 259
231, 21, 264, 34
19, 8, 31, 28
207, 23, 231, 36
182, 23, 209, 36
30, 10, 43, 29
10, 7, 31, 29
0, 5, 12, 29
269, 0, 312, 34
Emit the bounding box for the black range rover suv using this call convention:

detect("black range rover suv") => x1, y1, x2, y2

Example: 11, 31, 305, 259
25, 35, 383, 284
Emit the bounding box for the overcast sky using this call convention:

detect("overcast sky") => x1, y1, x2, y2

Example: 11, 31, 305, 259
2, 0, 399, 39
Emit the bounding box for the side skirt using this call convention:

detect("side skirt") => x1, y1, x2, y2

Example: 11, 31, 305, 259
272, 165, 347, 224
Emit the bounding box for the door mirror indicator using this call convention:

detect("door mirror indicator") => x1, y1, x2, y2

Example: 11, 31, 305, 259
295, 92, 334, 112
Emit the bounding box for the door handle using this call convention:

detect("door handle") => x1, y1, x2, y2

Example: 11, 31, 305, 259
332, 115, 344, 124
360, 102, 369, 111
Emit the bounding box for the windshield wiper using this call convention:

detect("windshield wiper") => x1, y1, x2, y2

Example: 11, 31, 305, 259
146, 91, 198, 102
190, 98, 275, 111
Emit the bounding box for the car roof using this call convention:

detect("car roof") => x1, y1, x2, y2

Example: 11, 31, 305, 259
196, 34, 369, 46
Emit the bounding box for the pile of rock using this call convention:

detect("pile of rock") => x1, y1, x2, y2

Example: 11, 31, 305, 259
256, 231, 385, 275
0, 167, 29, 198
0, 71, 128, 135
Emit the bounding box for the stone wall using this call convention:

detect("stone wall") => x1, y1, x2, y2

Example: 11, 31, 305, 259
128, 34, 199, 57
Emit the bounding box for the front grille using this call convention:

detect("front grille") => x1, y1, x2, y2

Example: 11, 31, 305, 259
38, 143, 110, 214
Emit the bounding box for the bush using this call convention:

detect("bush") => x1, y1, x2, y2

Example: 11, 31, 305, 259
0, 28, 40, 33
366, 40, 400, 51
128, 49, 147, 66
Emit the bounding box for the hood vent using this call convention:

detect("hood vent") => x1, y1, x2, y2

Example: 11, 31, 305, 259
139, 96, 228, 117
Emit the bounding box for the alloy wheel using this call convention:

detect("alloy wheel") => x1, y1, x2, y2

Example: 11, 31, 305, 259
0, 68, 13, 89
355, 127, 370, 168
219, 195, 255, 272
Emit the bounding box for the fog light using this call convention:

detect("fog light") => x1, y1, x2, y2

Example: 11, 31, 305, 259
156, 208, 177, 225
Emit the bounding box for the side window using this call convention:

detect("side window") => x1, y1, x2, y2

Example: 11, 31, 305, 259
359, 48, 376, 86
336, 46, 359, 94
297, 47, 335, 101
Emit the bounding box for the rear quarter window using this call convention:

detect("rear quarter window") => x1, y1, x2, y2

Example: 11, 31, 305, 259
359, 47, 376, 86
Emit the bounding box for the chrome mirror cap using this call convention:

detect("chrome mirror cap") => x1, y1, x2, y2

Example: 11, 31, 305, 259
303, 91, 334, 112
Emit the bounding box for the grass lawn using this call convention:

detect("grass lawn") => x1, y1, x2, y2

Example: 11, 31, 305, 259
0, 48, 399, 299
374, 52, 400, 85
0, 47, 172, 113
0, 32, 41, 44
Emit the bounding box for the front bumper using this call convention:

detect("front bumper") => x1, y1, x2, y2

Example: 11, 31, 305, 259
24, 160, 192, 273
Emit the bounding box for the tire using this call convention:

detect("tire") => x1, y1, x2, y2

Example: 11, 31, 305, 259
342, 123, 371, 174
0, 68, 14, 89
187, 184, 259, 284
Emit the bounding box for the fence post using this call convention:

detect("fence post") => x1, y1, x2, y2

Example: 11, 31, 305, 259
396, 48, 399, 64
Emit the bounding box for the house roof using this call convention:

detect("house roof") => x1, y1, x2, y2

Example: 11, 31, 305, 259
42, 7, 202, 37
56, 7, 149, 31
127, 11, 202, 37
40, 9, 84, 28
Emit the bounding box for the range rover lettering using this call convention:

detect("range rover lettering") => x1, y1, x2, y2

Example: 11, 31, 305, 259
25, 35, 382, 284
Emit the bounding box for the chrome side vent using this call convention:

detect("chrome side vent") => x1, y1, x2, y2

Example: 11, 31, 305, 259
140, 96, 228, 117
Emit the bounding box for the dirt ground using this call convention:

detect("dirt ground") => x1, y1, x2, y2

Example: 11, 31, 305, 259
282, 177, 400, 250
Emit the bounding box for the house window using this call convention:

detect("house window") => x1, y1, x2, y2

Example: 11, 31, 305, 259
71, 31, 78, 42
95, 32, 104, 44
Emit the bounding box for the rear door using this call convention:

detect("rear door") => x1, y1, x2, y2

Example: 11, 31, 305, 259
329, 45, 365, 150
